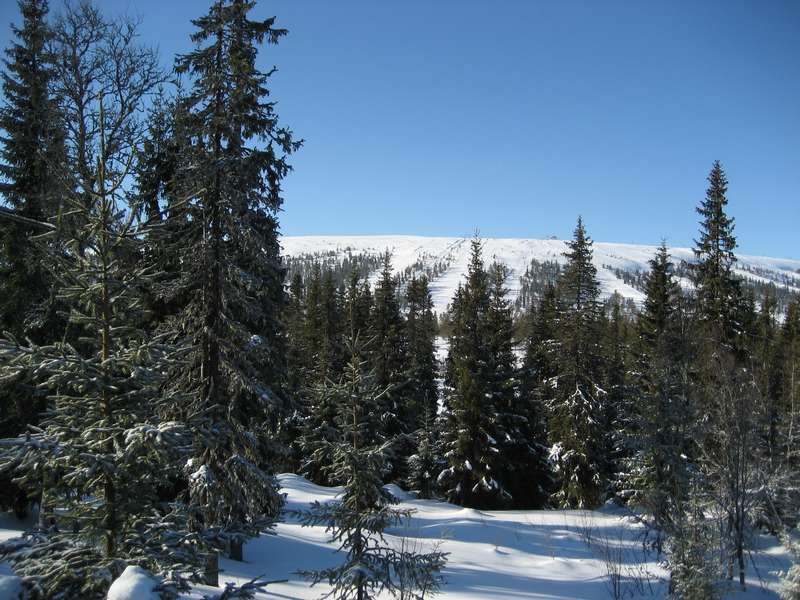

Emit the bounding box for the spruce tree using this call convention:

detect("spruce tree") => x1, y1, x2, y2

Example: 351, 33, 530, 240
295, 339, 447, 600
779, 302, 800, 459
170, 0, 300, 558
344, 269, 373, 345
0, 102, 199, 598
488, 263, 550, 508
624, 243, 693, 549
405, 275, 439, 430
692, 160, 743, 350
520, 283, 559, 411
691, 163, 761, 589
549, 217, 607, 508
406, 403, 439, 499
0, 0, 66, 436
772, 301, 800, 524
751, 289, 782, 463
603, 293, 632, 494
285, 271, 307, 401
369, 254, 411, 480
438, 238, 509, 508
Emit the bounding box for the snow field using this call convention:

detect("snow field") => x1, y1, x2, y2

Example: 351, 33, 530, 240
0, 475, 792, 598
205, 474, 790, 599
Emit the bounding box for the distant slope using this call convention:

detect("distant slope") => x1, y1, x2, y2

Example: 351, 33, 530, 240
281, 235, 800, 315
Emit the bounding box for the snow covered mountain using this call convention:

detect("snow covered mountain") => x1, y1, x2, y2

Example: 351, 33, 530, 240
281, 235, 800, 315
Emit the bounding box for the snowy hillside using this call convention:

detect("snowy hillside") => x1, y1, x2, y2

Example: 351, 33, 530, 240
3, 474, 786, 599
281, 235, 800, 315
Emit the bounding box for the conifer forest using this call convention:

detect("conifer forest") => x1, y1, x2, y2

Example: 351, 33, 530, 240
0, 1, 798, 599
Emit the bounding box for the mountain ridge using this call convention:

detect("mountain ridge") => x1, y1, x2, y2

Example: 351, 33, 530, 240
281, 235, 800, 315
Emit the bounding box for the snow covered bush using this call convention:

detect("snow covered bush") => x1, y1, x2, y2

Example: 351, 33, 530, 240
781, 527, 800, 599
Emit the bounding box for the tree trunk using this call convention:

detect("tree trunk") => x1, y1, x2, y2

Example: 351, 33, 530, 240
202, 552, 219, 586
230, 537, 243, 561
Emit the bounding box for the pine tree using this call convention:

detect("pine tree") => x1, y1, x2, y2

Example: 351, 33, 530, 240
624, 243, 693, 549
295, 339, 447, 600
692, 160, 743, 350
406, 403, 439, 499
691, 163, 761, 589
285, 271, 307, 400
0, 0, 66, 436
779, 302, 800, 460
369, 254, 411, 480
488, 263, 550, 508
438, 238, 509, 508
520, 283, 559, 412
344, 269, 373, 346
302, 265, 344, 383
321, 269, 346, 379
170, 0, 301, 559
751, 290, 782, 461
772, 301, 800, 525
405, 275, 439, 431
0, 100, 200, 598
549, 217, 607, 508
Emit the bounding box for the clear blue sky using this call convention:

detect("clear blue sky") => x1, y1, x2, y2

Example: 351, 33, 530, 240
2, 1, 798, 258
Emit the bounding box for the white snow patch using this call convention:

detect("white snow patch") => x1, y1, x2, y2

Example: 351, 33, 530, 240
106, 566, 160, 600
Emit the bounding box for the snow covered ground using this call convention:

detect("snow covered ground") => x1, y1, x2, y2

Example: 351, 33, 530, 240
0, 474, 792, 598
281, 235, 800, 315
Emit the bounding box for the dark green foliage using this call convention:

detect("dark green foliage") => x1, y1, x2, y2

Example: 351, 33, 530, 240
776, 302, 800, 474
0, 110, 201, 597
488, 264, 551, 508
548, 217, 608, 508
439, 238, 509, 508
369, 254, 412, 480
0, 0, 66, 438
602, 293, 632, 491
520, 283, 559, 409
405, 275, 439, 431
623, 244, 693, 548
303, 265, 345, 383
692, 161, 744, 352
406, 405, 439, 499
168, 0, 301, 554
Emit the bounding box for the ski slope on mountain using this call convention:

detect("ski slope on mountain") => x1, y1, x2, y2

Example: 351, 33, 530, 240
281, 235, 800, 315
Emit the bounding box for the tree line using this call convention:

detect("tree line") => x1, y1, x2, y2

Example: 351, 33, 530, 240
0, 0, 797, 598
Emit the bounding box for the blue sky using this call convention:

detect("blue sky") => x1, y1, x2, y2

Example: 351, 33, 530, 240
2, 1, 798, 257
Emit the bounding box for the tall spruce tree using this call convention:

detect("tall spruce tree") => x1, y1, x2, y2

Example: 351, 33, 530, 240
438, 238, 509, 508
0, 0, 64, 337
691, 162, 761, 589
405, 275, 439, 431
779, 302, 800, 461
549, 217, 607, 508
170, 0, 300, 559
772, 300, 800, 524
0, 0, 66, 437
369, 254, 411, 479
603, 293, 633, 494
344, 269, 373, 344
692, 160, 743, 350
0, 101, 200, 598
520, 283, 559, 413
624, 243, 693, 549
488, 263, 550, 508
